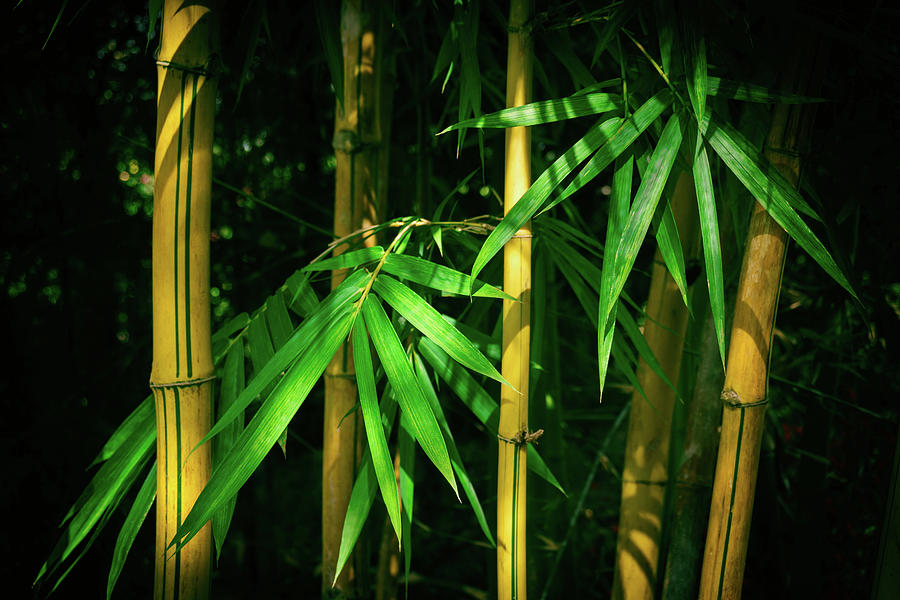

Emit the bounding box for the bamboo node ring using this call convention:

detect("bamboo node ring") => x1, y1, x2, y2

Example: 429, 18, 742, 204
511, 232, 534, 239
721, 388, 768, 409
498, 428, 544, 446
155, 56, 218, 78
150, 375, 216, 389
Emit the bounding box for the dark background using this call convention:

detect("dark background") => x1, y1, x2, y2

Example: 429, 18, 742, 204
3, 1, 899, 598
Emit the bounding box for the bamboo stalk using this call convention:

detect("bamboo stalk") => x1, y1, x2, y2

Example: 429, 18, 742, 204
324, 0, 389, 593
698, 40, 821, 600
150, 2, 216, 598
498, 1, 533, 598
612, 173, 699, 600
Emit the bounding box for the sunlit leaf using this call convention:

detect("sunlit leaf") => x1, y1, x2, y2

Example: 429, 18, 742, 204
352, 316, 402, 543
88, 395, 154, 469
174, 308, 356, 549
373, 274, 505, 385
362, 294, 457, 495
381, 253, 511, 299
302, 246, 384, 272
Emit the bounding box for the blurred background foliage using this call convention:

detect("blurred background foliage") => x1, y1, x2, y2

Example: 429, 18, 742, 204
3, 0, 899, 598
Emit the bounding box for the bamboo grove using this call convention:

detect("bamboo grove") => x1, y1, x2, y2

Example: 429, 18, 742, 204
32, 1, 888, 599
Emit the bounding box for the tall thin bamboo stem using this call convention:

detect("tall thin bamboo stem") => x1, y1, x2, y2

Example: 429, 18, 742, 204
324, 0, 388, 594
498, 1, 533, 598
698, 39, 821, 599
150, 1, 216, 598
613, 173, 699, 600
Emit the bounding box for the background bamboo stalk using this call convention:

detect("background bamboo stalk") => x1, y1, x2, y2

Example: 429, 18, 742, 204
497, 1, 532, 598
150, 1, 216, 598
612, 173, 699, 600
698, 39, 822, 600
324, 0, 388, 594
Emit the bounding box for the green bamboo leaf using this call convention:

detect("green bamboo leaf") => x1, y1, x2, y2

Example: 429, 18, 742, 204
314, 0, 343, 108
265, 290, 294, 350
301, 246, 384, 272
439, 92, 623, 133
174, 308, 356, 550
147, 0, 162, 51
602, 112, 684, 346
373, 274, 506, 385
692, 132, 727, 367
470, 115, 625, 283
542, 216, 604, 258
431, 22, 458, 85
412, 351, 494, 546
547, 29, 598, 91
246, 314, 275, 373
88, 395, 154, 469
703, 112, 856, 297
362, 294, 458, 496
685, 30, 707, 122
213, 342, 245, 560
36, 410, 155, 589
418, 337, 565, 495
381, 253, 512, 299
285, 271, 319, 317
352, 316, 402, 544
551, 88, 675, 208
457, 0, 483, 156
211, 312, 250, 352
203, 269, 368, 445
334, 387, 400, 584
654, 197, 690, 307
398, 411, 416, 591
705, 76, 826, 104
598, 153, 632, 396
107, 463, 156, 600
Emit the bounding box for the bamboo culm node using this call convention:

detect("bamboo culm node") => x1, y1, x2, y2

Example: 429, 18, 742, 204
498, 428, 544, 446
720, 389, 769, 409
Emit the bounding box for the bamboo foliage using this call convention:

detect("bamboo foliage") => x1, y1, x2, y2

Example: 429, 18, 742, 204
698, 40, 823, 600
613, 173, 699, 600
498, 1, 533, 598
149, 1, 217, 598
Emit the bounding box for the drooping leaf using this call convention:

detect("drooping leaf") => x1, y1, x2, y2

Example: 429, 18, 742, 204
398, 411, 417, 593
174, 308, 356, 550
418, 338, 565, 495
381, 253, 511, 299
439, 92, 623, 133
352, 316, 402, 543
212, 342, 245, 560
684, 27, 707, 122
412, 351, 494, 546
202, 269, 368, 445
265, 290, 294, 350
362, 294, 458, 495
373, 274, 506, 385
653, 196, 690, 307
88, 395, 154, 469
285, 271, 319, 317
106, 463, 156, 600
702, 112, 855, 297
705, 76, 826, 104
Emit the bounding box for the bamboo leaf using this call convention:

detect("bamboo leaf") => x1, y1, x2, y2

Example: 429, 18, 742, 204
88, 395, 154, 469
202, 269, 368, 445
373, 274, 506, 385
412, 351, 494, 546
457, 0, 483, 156
352, 316, 402, 544
470, 115, 625, 283
265, 290, 294, 350
705, 76, 826, 104
418, 337, 565, 495
692, 132, 727, 367
246, 314, 275, 374
147, 0, 162, 51
654, 197, 690, 307
334, 387, 400, 584
314, 0, 343, 107
381, 253, 512, 299
685, 30, 707, 122
439, 92, 623, 133
174, 308, 356, 550
302, 246, 384, 272
106, 463, 156, 600
362, 294, 458, 495
213, 342, 245, 560
602, 112, 684, 348
285, 271, 319, 317
703, 112, 856, 297
552, 88, 675, 208
398, 411, 416, 591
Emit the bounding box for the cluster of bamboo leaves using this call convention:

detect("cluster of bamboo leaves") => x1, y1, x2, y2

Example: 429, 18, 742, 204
36, 1, 859, 596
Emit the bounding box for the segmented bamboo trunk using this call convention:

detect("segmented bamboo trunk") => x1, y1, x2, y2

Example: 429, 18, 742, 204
698, 40, 821, 599
150, 1, 216, 598
324, 0, 389, 594
498, 1, 532, 598
613, 173, 699, 600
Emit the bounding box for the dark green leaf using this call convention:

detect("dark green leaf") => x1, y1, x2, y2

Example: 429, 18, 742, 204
106, 464, 156, 600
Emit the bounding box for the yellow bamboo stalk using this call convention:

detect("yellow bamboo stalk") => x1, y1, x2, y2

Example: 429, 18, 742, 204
612, 173, 699, 600
698, 48, 817, 599
150, 1, 216, 598
323, 0, 388, 593
497, 1, 532, 598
